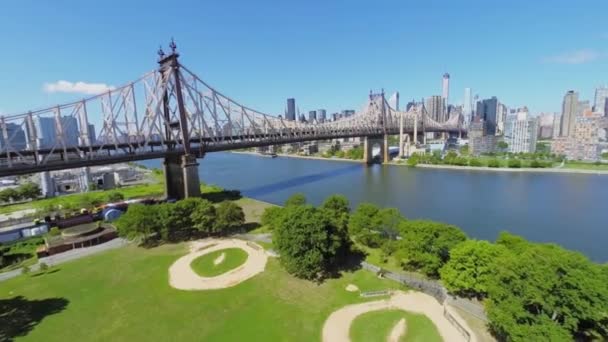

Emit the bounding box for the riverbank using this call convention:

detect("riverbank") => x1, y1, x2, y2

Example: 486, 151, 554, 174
400, 163, 608, 175
231, 151, 364, 164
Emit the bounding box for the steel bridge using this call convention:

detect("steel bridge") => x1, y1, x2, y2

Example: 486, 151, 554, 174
0, 44, 464, 198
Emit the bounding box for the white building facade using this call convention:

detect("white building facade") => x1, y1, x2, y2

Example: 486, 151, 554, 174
504, 109, 538, 153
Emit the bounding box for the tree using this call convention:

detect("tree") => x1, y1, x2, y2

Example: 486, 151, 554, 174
214, 201, 245, 234
284, 193, 306, 207
190, 200, 216, 235
17, 183, 41, 200
274, 205, 350, 280
107, 191, 125, 202
320, 195, 350, 232
260, 206, 284, 230
486, 242, 608, 341
2, 188, 20, 202
395, 220, 467, 278
459, 145, 470, 156
375, 208, 404, 239
114, 204, 160, 240
497, 141, 508, 150
440, 240, 507, 299
348, 203, 380, 236
0, 190, 11, 203
39, 262, 49, 272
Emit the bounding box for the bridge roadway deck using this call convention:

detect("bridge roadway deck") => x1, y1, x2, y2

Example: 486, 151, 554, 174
0, 127, 462, 177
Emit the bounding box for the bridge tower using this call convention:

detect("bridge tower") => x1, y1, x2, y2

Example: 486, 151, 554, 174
158, 42, 201, 200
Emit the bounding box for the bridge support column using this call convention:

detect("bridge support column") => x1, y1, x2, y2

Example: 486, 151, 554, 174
383, 134, 389, 163
164, 154, 201, 200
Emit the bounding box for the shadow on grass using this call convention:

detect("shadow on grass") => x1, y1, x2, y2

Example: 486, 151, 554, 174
324, 247, 366, 281
0, 296, 69, 342
201, 190, 242, 203
30, 268, 60, 278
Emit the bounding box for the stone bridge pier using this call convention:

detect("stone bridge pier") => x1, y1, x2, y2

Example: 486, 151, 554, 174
363, 135, 389, 164
163, 154, 201, 200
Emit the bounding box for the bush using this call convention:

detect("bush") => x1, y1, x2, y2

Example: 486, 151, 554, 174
508, 159, 521, 168
48, 227, 61, 236
21, 265, 31, 275
214, 201, 245, 234
469, 158, 483, 167
487, 159, 500, 168
285, 193, 306, 207
107, 191, 125, 202
39, 262, 49, 272
530, 159, 542, 168
260, 206, 284, 230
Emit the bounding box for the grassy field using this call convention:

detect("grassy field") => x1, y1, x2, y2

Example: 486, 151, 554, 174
563, 161, 608, 171
350, 309, 442, 342
190, 248, 248, 277
0, 243, 405, 341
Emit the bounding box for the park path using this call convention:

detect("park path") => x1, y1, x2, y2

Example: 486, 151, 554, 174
322, 291, 475, 342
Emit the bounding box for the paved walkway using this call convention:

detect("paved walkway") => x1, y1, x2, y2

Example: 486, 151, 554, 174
0, 238, 128, 282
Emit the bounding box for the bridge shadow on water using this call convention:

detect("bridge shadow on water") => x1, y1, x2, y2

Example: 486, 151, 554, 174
242, 164, 363, 198
0, 296, 69, 341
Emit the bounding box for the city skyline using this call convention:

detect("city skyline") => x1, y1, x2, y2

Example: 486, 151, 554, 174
1, 1, 608, 118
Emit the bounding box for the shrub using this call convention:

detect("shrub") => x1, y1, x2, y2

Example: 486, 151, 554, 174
487, 159, 500, 168
508, 159, 521, 168
39, 262, 49, 272
48, 227, 61, 236
21, 265, 31, 275
469, 158, 483, 167
107, 191, 125, 202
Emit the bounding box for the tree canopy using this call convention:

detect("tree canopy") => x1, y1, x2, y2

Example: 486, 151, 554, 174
274, 205, 351, 280
284, 193, 307, 207
395, 220, 466, 278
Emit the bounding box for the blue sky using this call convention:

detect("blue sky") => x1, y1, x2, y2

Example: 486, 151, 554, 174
1, 0, 607, 117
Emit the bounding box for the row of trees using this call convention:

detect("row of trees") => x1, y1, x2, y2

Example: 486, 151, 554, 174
261, 194, 608, 341
321, 146, 364, 160
0, 183, 41, 203
408, 151, 554, 169
114, 197, 245, 243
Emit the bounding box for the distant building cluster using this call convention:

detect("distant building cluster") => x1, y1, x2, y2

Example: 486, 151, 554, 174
0, 116, 96, 151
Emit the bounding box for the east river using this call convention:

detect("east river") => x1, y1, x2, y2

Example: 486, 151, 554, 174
140, 153, 608, 262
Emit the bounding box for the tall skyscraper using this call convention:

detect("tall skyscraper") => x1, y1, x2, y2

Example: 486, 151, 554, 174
308, 110, 317, 122
317, 109, 327, 122
442, 73, 450, 105
476, 97, 498, 135
286, 98, 296, 121
442, 73, 450, 121
593, 86, 608, 115
463, 88, 472, 124
504, 108, 538, 153
560, 90, 578, 137
425, 95, 445, 122
497, 103, 508, 134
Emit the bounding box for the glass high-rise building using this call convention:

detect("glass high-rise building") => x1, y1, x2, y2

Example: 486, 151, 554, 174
317, 109, 327, 122
560, 90, 578, 137
476, 97, 498, 135
463, 88, 472, 125
593, 86, 608, 115
286, 98, 296, 121
308, 110, 317, 122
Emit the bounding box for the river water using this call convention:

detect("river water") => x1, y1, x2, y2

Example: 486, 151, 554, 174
140, 153, 608, 262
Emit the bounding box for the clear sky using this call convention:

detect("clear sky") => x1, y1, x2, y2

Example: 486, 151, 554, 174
1, 0, 607, 117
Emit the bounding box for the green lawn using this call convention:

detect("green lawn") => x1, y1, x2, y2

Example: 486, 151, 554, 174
563, 161, 608, 171
0, 243, 403, 342
350, 309, 442, 342
190, 248, 248, 277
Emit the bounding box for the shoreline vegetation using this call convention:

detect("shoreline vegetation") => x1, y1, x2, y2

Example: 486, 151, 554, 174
233, 150, 608, 175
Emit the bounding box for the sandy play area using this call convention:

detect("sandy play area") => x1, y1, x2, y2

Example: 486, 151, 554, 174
321, 291, 476, 342
168, 239, 268, 290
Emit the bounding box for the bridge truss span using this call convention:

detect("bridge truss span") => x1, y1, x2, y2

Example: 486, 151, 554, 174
0, 50, 465, 177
